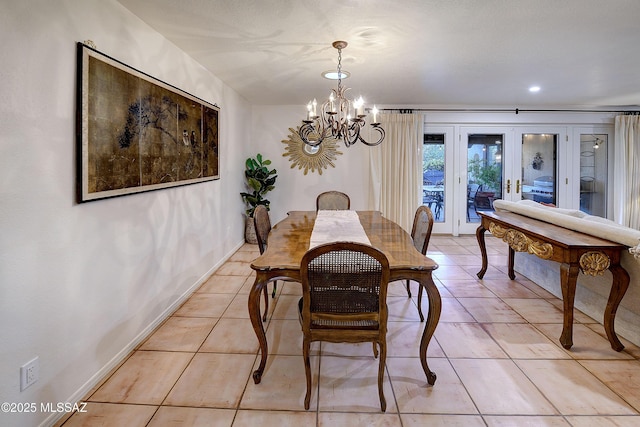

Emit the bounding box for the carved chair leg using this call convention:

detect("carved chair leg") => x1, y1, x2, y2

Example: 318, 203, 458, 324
378, 340, 387, 412
303, 339, 312, 410
405, 279, 412, 298
272, 280, 278, 298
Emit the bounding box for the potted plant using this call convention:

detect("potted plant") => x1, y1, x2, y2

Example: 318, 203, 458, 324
468, 158, 502, 196
240, 153, 277, 243
468, 158, 502, 211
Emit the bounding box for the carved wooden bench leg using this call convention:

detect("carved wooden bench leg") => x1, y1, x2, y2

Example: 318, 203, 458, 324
559, 263, 579, 349
605, 265, 630, 351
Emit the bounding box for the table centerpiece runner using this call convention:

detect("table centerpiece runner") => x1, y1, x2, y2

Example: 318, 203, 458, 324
309, 210, 371, 248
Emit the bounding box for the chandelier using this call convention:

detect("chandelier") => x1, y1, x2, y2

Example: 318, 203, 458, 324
297, 41, 385, 148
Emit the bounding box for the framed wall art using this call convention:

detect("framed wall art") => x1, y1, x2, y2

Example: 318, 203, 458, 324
76, 42, 219, 202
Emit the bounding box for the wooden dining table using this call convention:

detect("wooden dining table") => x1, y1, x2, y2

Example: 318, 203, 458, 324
249, 210, 440, 385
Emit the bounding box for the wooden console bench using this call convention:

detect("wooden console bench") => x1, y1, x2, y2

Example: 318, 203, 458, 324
476, 210, 630, 351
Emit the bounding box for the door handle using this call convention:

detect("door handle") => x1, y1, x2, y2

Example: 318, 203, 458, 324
506, 179, 511, 193
516, 179, 520, 193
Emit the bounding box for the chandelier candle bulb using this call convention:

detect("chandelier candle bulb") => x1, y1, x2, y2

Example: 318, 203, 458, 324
355, 96, 364, 116
312, 99, 317, 116
372, 105, 378, 123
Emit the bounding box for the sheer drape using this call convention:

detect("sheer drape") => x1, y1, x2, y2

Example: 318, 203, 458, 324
369, 113, 423, 232
614, 115, 640, 230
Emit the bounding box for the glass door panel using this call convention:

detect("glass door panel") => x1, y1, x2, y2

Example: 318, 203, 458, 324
579, 134, 608, 216
466, 134, 504, 222
423, 126, 454, 234
521, 133, 557, 206
423, 134, 445, 222
457, 127, 511, 235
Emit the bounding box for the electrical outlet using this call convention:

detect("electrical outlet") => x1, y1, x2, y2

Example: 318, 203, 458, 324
20, 357, 39, 391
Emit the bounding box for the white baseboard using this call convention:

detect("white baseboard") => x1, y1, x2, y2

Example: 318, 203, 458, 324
41, 239, 245, 427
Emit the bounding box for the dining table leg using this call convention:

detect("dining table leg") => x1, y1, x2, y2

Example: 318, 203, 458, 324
248, 273, 268, 384
416, 285, 425, 322
418, 274, 441, 385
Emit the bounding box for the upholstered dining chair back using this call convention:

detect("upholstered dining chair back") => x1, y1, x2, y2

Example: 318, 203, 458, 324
316, 191, 350, 211
405, 205, 434, 298
411, 205, 434, 255
299, 241, 390, 411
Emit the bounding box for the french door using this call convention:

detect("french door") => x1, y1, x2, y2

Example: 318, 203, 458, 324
423, 119, 614, 235
455, 126, 567, 235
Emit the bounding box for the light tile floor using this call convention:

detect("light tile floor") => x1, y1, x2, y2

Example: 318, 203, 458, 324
58, 236, 640, 426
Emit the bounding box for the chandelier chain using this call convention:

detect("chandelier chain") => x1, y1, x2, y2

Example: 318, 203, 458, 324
337, 46, 343, 91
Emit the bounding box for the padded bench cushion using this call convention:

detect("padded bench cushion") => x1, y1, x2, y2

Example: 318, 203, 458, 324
492, 199, 640, 259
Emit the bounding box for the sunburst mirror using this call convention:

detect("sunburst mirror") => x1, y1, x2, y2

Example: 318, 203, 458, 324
282, 127, 342, 175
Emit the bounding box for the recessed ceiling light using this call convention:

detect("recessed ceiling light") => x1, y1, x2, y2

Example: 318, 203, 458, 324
529, 86, 541, 93
322, 70, 350, 80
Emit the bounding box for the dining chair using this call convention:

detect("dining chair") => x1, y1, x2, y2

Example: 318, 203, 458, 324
316, 191, 350, 210
423, 190, 443, 219
474, 189, 495, 214
298, 241, 390, 411
405, 205, 434, 298
467, 184, 480, 220
253, 205, 280, 321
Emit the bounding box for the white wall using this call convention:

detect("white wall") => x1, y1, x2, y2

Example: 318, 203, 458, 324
0, 1, 251, 426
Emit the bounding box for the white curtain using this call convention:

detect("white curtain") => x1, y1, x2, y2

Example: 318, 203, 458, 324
369, 113, 423, 232
614, 115, 640, 230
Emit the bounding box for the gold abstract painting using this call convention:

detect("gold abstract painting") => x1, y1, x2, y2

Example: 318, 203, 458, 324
77, 43, 219, 202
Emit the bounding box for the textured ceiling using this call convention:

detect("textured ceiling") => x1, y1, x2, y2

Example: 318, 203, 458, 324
117, 0, 640, 108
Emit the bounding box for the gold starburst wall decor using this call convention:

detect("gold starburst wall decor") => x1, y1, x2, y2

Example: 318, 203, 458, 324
282, 127, 342, 175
